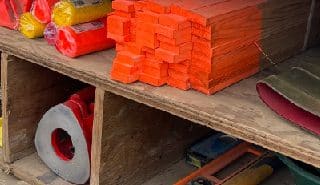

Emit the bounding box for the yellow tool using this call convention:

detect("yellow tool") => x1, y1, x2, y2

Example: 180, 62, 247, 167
52, 0, 112, 26
19, 13, 46, 39
223, 165, 273, 185
223, 156, 283, 185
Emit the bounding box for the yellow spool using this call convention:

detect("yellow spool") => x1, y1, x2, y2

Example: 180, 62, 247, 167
0, 117, 3, 147
52, 0, 112, 26
19, 13, 46, 39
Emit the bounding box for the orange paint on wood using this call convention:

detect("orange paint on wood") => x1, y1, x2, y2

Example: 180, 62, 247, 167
160, 42, 192, 55
111, 70, 139, 84
136, 21, 156, 34
116, 51, 144, 66
155, 48, 191, 63
136, 30, 159, 49
145, 1, 170, 14
157, 33, 191, 45
136, 10, 159, 23
107, 15, 131, 35
139, 73, 167, 86
156, 25, 191, 39
142, 46, 156, 55
141, 65, 168, 78
112, 0, 135, 13
124, 42, 143, 55
134, 1, 147, 11
109, 0, 264, 95
116, 43, 125, 51
159, 14, 191, 30
168, 69, 189, 82
167, 78, 190, 91
108, 32, 131, 43
169, 61, 190, 73
112, 60, 140, 75
143, 58, 166, 69
114, 10, 135, 18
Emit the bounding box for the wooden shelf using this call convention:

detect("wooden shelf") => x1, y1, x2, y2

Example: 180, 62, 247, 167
0, 149, 10, 173
11, 153, 75, 185
1, 53, 208, 185
0, 27, 319, 170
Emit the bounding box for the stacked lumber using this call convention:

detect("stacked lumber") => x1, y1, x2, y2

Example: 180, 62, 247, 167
170, 0, 264, 94
108, 0, 313, 95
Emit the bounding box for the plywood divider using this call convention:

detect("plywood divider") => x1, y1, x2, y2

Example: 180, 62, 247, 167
308, 0, 320, 48
90, 88, 105, 185
90, 88, 209, 185
1, 53, 85, 163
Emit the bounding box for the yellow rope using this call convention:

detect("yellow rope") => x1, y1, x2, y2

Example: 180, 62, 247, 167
19, 13, 46, 39
52, 0, 112, 26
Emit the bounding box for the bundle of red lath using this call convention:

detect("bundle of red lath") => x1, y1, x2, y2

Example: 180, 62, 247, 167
108, 0, 264, 94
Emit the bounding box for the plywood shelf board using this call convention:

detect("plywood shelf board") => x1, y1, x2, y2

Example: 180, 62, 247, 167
0, 167, 28, 185
11, 153, 83, 185
0, 27, 319, 168
91, 90, 210, 185
0, 149, 10, 173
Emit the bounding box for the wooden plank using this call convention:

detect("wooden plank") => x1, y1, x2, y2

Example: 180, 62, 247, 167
0, 28, 319, 168
0, 149, 11, 174
0, 169, 28, 185
1, 53, 85, 162
90, 89, 209, 185
11, 153, 75, 185
90, 88, 104, 185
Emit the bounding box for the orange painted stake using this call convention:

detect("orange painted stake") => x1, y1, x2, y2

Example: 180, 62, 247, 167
107, 0, 265, 94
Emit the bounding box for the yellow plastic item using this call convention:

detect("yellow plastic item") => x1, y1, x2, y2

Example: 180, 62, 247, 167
19, 13, 46, 39
52, 0, 112, 26
0, 117, 3, 147
223, 165, 274, 185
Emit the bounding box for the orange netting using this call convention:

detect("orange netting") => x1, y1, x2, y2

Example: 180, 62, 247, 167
31, 0, 59, 23
0, 0, 33, 29
55, 19, 115, 58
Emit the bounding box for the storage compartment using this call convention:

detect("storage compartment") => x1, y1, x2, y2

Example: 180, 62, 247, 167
90, 90, 210, 185
0, 53, 211, 184
1, 53, 89, 184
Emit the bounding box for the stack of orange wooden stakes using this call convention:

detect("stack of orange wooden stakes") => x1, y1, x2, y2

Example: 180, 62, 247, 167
108, 0, 265, 95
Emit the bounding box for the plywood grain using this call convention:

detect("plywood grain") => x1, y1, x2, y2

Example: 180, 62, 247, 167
0, 28, 319, 168
91, 89, 209, 185
1, 53, 85, 162
0, 169, 28, 185
11, 153, 75, 185
307, 0, 320, 48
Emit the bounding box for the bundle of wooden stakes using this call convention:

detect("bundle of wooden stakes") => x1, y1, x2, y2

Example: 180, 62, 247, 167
108, 0, 313, 95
